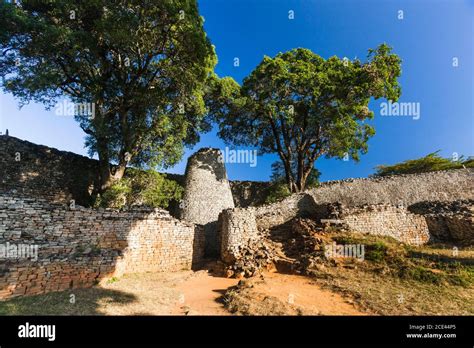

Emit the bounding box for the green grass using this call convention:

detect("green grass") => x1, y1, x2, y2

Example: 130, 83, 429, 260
106, 277, 119, 284
327, 232, 474, 287
308, 232, 474, 315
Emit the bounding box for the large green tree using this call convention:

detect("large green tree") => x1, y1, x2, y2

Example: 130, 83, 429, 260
209, 44, 402, 192
0, 0, 216, 191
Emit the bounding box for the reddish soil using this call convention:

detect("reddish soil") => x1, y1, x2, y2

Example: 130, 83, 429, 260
171, 270, 364, 315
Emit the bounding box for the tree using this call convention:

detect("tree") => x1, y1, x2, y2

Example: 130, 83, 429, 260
0, 0, 216, 191
264, 161, 321, 204
209, 44, 401, 192
270, 160, 320, 187
374, 151, 474, 177
94, 168, 183, 209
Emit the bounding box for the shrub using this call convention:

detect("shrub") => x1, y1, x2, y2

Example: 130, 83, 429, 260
374, 151, 474, 177
95, 180, 131, 209
398, 265, 442, 284
126, 169, 183, 208
264, 182, 291, 204
365, 241, 389, 263
94, 169, 183, 209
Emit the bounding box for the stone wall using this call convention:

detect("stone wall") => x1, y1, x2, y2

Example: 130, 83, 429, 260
423, 216, 474, 246
247, 168, 473, 233
2, 135, 473, 275
333, 204, 430, 245
0, 135, 99, 206
0, 193, 205, 299
308, 169, 474, 207
253, 193, 325, 231
0, 135, 269, 209
408, 200, 474, 245
218, 176, 474, 259
219, 208, 259, 263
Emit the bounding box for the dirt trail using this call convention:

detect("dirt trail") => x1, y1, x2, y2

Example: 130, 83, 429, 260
172, 271, 239, 315
95, 269, 364, 315
171, 270, 364, 316
247, 272, 365, 315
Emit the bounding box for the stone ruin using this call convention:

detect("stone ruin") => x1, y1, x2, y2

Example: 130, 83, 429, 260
0, 133, 473, 299
179, 148, 235, 257
179, 147, 235, 225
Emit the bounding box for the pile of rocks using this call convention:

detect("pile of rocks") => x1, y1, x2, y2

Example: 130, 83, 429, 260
287, 218, 331, 273
225, 239, 276, 278
292, 217, 324, 237
284, 218, 326, 255
224, 217, 333, 278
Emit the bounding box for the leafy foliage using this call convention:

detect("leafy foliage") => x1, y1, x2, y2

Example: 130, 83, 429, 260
208, 44, 402, 192
264, 182, 291, 204
95, 179, 132, 209
0, 0, 217, 189
374, 151, 474, 177
270, 161, 320, 188
94, 168, 183, 209
264, 161, 321, 203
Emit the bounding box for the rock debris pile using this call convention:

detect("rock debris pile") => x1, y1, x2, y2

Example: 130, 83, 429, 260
224, 217, 334, 278
225, 239, 276, 278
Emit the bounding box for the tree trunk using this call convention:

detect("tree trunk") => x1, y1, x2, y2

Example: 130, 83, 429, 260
98, 158, 127, 192
295, 178, 305, 193
280, 156, 298, 193
96, 138, 128, 192
287, 157, 316, 194
296, 151, 305, 192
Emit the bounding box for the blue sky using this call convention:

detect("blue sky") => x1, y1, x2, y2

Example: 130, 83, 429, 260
0, 0, 473, 182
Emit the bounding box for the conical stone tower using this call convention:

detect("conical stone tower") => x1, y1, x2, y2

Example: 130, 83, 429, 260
180, 148, 235, 225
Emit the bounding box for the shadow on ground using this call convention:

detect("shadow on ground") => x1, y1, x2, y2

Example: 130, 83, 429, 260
0, 287, 143, 315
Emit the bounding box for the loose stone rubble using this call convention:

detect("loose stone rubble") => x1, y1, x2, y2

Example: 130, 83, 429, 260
224, 239, 276, 278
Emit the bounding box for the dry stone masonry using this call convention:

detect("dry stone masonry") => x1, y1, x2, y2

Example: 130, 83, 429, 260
307, 169, 474, 207
0, 194, 204, 299
408, 200, 474, 245
0, 135, 268, 210
179, 148, 235, 257
217, 169, 474, 263
179, 148, 235, 225
0, 135, 99, 206
329, 203, 430, 245
1, 134, 473, 296
219, 207, 259, 263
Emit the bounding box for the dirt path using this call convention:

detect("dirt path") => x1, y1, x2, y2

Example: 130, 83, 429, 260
246, 272, 365, 315
90, 270, 365, 315
0, 269, 366, 315
172, 271, 239, 315
170, 270, 364, 315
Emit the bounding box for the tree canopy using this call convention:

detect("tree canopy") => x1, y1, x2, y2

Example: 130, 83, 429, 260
0, 0, 217, 190
209, 44, 402, 192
